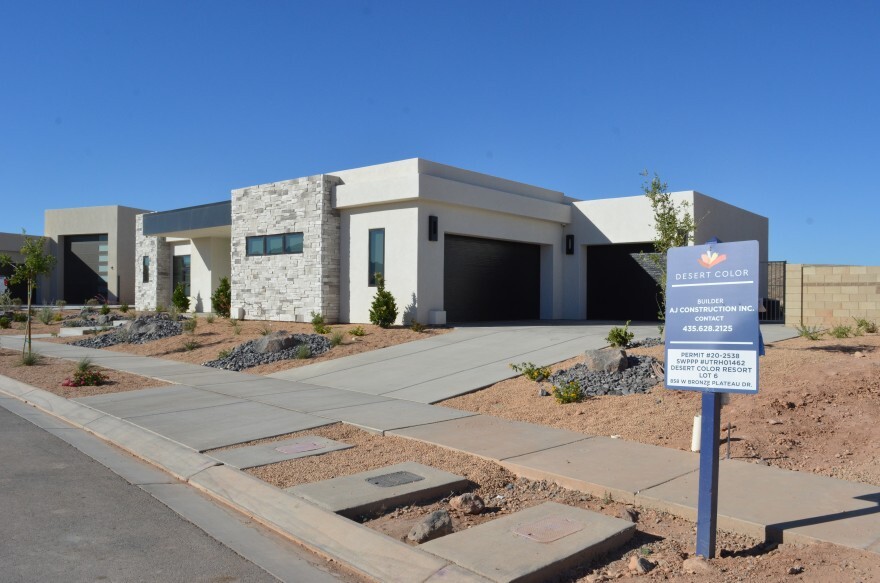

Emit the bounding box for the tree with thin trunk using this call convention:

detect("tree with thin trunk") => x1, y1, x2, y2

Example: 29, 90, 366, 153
0, 232, 56, 357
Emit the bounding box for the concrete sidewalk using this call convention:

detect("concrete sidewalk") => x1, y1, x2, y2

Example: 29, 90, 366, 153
8, 323, 873, 579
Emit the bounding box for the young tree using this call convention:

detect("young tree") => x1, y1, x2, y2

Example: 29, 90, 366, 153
172, 282, 190, 313
369, 273, 398, 328
0, 232, 57, 356
210, 276, 231, 317
642, 171, 696, 323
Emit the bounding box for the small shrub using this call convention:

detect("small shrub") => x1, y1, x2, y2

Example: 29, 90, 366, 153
12, 312, 27, 323
12, 298, 22, 308
75, 358, 93, 374
172, 283, 190, 313
509, 362, 552, 382
38, 307, 53, 325
55, 299, 67, 310
230, 319, 242, 335
410, 320, 426, 332
369, 274, 398, 328
217, 348, 231, 359
606, 320, 634, 348
100, 303, 110, 315
120, 303, 129, 313
168, 305, 180, 321
258, 323, 272, 336
311, 312, 331, 334
329, 330, 345, 347
205, 313, 215, 324
85, 298, 99, 307
295, 344, 311, 359
53, 312, 63, 322
20, 352, 41, 366
796, 322, 823, 340
182, 339, 201, 351
552, 381, 583, 404
0, 317, 10, 329
155, 304, 166, 313
211, 277, 231, 318
854, 316, 877, 334
349, 326, 366, 337
829, 325, 852, 339
116, 327, 133, 343
62, 367, 109, 387
182, 318, 198, 334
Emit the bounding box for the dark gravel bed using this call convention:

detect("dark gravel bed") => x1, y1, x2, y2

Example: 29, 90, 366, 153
549, 355, 662, 397
202, 334, 331, 371
70, 314, 182, 348
628, 336, 662, 349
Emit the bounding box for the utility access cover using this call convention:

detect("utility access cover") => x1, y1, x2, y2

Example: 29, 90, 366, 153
275, 442, 323, 454
513, 516, 585, 543
367, 471, 425, 488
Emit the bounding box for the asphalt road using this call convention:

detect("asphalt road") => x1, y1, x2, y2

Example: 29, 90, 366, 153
0, 399, 353, 583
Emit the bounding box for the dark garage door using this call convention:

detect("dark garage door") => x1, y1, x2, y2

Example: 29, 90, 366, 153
587, 243, 661, 321
64, 234, 109, 303
444, 234, 540, 322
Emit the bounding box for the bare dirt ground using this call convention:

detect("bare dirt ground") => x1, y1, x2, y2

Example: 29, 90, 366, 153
443, 333, 880, 487
43, 314, 448, 375
0, 348, 168, 398
234, 423, 880, 582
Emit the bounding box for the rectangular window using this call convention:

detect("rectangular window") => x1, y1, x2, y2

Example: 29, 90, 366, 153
368, 229, 385, 286
173, 255, 191, 296
284, 233, 303, 254
246, 236, 265, 256
142, 256, 150, 283
266, 234, 284, 255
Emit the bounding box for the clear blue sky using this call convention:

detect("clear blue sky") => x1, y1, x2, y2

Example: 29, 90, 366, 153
1, 1, 877, 265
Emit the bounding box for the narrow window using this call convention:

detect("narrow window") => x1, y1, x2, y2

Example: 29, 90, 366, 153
246, 236, 265, 256
368, 229, 385, 286
142, 256, 150, 283
284, 233, 304, 254
266, 234, 284, 255
173, 255, 191, 296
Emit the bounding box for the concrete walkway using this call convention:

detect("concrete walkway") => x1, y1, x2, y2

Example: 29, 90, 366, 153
7, 323, 874, 568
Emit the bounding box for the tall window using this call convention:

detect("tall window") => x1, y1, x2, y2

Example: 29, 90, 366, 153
172, 255, 191, 296
368, 229, 385, 286
142, 256, 150, 283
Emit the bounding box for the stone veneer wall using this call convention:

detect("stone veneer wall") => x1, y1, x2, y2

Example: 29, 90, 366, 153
230, 175, 340, 322
784, 264, 880, 327
134, 214, 172, 311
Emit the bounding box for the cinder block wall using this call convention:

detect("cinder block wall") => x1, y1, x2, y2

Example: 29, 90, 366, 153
784, 264, 880, 327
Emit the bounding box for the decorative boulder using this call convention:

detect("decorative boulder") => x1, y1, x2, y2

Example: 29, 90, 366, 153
585, 348, 628, 373
252, 331, 295, 354
407, 510, 453, 543
449, 493, 485, 515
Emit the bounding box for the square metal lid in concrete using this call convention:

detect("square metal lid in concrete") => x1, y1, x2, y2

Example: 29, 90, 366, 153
421, 502, 635, 583
207, 435, 353, 469
287, 461, 469, 518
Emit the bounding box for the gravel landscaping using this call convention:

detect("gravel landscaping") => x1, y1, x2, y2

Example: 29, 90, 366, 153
70, 313, 183, 348
549, 354, 661, 397
202, 332, 331, 371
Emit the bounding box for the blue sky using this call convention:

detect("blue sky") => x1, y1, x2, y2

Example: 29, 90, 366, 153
1, 1, 877, 264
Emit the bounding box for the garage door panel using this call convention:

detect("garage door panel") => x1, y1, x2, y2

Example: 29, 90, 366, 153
444, 235, 539, 322
586, 243, 660, 321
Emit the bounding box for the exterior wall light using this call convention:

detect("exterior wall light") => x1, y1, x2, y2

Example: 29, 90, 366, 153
565, 234, 574, 255
428, 215, 439, 242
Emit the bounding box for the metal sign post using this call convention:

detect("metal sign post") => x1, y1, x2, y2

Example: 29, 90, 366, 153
664, 240, 760, 559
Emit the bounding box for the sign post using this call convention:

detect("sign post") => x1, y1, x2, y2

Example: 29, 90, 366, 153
664, 240, 760, 558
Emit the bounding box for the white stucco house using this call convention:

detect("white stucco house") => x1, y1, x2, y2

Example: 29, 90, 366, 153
134, 158, 769, 324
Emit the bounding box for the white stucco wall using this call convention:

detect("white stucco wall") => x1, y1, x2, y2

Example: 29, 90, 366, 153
189, 237, 231, 313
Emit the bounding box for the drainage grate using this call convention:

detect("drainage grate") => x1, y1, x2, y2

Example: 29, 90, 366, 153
366, 471, 425, 488
513, 516, 585, 543
275, 442, 323, 454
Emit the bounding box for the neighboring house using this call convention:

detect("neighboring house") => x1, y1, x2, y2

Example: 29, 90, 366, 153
0, 231, 29, 300
135, 158, 769, 324
43, 205, 150, 305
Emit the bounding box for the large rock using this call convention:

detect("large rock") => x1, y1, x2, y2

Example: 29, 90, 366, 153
407, 510, 453, 543
252, 331, 295, 354
585, 348, 628, 373
449, 493, 484, 515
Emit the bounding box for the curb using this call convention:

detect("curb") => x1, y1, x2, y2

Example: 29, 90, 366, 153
0, 374, 490, 583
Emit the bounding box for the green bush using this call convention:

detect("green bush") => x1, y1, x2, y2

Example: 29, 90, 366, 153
38, 307, 53, 325
230, 319, 242, 335
55, 299, 66, 310
119, 303, 129, 313
552, 381, 583, 404
796, 322, 823, 341
12, 312, 27, 323
217, 348, 232, 359
172, 283, 190, 313
410, 320, 426, 332
211, 277, 231, 318
63, 360, 108, 386
100, 303, 110, 315
310, 312, 331, 334
349, 326, 366, 337
155, 304, 166, 313
854, 316, 877, 334
369, 274, 398, 328
20, 351, 41, 366
182, 318, 198, 334
295, 344, 311, 359
75, 358, 93, 374
0, 317, 9, 329
329, 330, 344, 347
509, 362, 552, 382
829, 325, 852, 339
182, 339, 201, 351
606, 320, 634, 348
258, 323, 272, 336
205, 313, 215, 324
